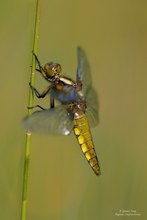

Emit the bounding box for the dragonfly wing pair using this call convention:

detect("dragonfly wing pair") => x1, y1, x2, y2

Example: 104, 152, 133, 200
23, 106, 73, 135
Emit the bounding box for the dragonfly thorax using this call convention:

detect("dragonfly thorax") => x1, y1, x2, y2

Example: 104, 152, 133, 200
44, 62, 61, 81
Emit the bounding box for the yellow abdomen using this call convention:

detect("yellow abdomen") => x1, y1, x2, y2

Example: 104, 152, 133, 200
73, 113, 101, 176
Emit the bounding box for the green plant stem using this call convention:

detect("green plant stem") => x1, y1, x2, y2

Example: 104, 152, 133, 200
21, 1, 41, 220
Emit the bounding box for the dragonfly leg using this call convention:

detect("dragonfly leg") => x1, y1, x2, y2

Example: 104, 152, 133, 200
29, 82, 51, 98
35, 68, 41, 73
32, 52, 42, 70
27, 105, 45, 110
32, 52, 48, 79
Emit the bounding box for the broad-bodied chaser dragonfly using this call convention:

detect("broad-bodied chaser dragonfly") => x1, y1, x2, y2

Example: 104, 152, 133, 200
23, 47, 101, 176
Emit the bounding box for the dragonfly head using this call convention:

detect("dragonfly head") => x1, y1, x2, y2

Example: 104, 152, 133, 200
44, 62, 61, 81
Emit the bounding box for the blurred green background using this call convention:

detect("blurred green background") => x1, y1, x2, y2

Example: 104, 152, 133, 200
0, 0, 147, 219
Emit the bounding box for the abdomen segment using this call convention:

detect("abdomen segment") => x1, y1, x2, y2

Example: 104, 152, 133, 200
73, 114, 101, 176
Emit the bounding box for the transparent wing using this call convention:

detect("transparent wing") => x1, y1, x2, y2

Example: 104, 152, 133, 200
77, 47, 99, 127
23, 105, 74, 135
85, 88, 99, 127
77, 47, 92, 94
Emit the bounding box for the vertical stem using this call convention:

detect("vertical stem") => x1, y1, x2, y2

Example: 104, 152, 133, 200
21, 1, 41, 220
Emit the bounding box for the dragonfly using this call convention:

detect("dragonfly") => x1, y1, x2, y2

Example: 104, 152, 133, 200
23, 47, 101, 176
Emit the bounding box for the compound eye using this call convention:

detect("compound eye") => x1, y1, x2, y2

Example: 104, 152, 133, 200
44, 62, 55, 78
52, 64, 61, 74
44, 62, 53, 72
